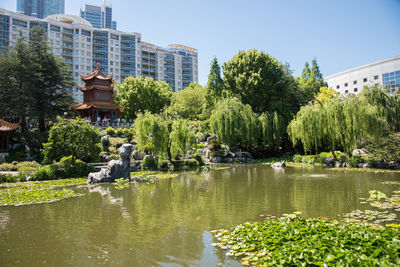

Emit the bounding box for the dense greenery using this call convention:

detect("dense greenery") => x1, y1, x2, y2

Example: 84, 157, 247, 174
298, 58, 327, 103
203, 57, 224, 117
169, 119, 196, 159
367, 133, 400, 163
212, 215, 400, 266
288, 87, 389, 158
114, 77, 172, 120
0, 27, 74, 148
43, 117, 101, 163
167, 83, 205, 120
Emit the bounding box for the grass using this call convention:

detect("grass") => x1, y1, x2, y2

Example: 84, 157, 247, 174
0, 178, 86, 206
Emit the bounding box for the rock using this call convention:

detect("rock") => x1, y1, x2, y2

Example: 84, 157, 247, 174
131, 149, 144, 160
234, 152, 243, 158
242, 158, 253, 163
210, 156, 222, 163
203, 148, 211, 158
342, 162, 351, 168
201, 132, 210, 142
377, 161, 388, 169
325, 157, 335, 166
308, 158, 315, 164
241, 152, 253, 159
352, 149, 368, 156
359, 163, 372, 168
271, 161, 286, 168
335, 161, 342, 168
388, 161, 400, 170
88, 144, 134, 183
225, 157, 235, 163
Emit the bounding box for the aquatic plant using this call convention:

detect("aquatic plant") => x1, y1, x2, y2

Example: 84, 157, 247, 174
113, 178, 130, 189
212, 215, 400, 266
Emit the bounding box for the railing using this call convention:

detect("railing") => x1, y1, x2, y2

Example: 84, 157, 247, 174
91, 122, 133, 129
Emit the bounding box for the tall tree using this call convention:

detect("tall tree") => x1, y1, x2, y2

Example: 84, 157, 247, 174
168, 83, 205, 120
298, 58, 327, 103
114, 77, 172, 121
203, 57, 224, 117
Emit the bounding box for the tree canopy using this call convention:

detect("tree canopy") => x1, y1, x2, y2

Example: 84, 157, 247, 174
298, 58, 327, 102
203, 57, 224, 117
42, 117, 101, 163
169, 119, 196, 159
0, 27, 74, 147
167, 83, 205, 120
114, 77, 172, 121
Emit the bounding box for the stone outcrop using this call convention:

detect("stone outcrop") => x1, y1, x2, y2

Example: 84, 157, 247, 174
88, 144, 134, 183
271, 161, 286, 168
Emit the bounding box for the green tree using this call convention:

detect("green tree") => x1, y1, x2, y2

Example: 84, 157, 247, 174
168, 83, 205, 120
298, 58, 327, 102
43, 117, 101, 163
315, 87, 339, 104
134, 112, 169, 158
288, 93, 387, 159
203, 57, 224, 117
114, 77, 172, 121
0, 27, 74, 147
170, 119, 196, 159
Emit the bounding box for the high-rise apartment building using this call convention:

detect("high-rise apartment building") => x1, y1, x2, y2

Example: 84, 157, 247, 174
80, 2, 116, 30
0, 9, 199, 103
16, 0, 64, 18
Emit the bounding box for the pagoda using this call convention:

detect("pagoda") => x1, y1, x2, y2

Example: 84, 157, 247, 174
0, 119, 20, 155
72, 64, 122, 122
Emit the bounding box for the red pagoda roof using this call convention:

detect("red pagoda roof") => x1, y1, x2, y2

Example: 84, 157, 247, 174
72, 102, 123, 111
0, 119, 20, 132
78, 84, 114, 92
80, 63, 113, 81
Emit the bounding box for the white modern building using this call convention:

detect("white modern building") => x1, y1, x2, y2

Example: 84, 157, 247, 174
0, 8, 199, 103
325, 56, 400, 95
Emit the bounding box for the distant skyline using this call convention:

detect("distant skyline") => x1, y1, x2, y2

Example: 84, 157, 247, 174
1, 0, 399, 86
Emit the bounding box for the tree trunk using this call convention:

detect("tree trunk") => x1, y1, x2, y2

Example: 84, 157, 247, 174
330, 145, 338, 161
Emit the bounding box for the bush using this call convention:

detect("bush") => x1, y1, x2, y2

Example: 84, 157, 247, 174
105, 127, 116, 136
292, 154, 302, 163
192, 152, 204, 166
110, 154, 120, 160
348, 155, 365, 167
195, 143, 205, 149
141, 155, 158, 170
0, 173, 18, 183
32, 165, 56, 181
183, 159, 198, 167
101, 136, 110, 152
123, 128, 135, 143
116, 128, 124, 137
51, 156, 95, 178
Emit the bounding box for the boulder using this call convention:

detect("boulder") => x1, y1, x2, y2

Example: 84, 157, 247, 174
352, 149, 368, 156
242, 158, 253, 163
132, 149, 144, 160
203, 148, 212, 158
325, 157, 335, 166
376, 161, 388, 169
241, 152, 253, 159
342, 162, 351, 168
210, 156, 222, 163
206, 135, 217, 147
335, 161, 342, 168
225, 157, 235, 163
271, 161, 286, 168
88, 144, 134, 183
388, 161, 400, 170
234, 152, 243, 158
358, 163, 372, 168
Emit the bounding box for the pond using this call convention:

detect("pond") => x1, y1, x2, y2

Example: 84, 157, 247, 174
0, 165, 399, 266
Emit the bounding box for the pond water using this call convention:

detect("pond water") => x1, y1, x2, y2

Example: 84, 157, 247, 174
0, 165, 399, 266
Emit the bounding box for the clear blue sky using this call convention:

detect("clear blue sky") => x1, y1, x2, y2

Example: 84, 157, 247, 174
1, 0, 400, 86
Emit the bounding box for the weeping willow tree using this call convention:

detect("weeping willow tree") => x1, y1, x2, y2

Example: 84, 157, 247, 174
134, 111, 169, 158
209, 97, 283, 150
170, 119, 196, 159
288, 93, 387, 159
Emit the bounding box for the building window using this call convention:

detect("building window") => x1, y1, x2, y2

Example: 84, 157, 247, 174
374, 75, 378, 80
353, 80, 357, 85
336, 85, 340, 89
363, 78, 367, 82
344, 83, 348, 87
345, 90, 349, 94
354, 88, 358, 92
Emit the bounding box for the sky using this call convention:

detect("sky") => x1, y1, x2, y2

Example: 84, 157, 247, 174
1, 0, 400, 86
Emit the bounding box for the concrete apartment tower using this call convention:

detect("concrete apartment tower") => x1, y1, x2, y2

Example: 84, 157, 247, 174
17, 0, 64, 18
80, 1, 117, 30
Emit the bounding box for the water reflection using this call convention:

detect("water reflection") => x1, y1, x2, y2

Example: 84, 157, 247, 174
0, 165, 399, 266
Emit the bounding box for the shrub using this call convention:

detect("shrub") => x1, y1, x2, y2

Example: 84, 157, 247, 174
116, 128, 124, 136
110, 154, 120, 160
292, 154, 302, 163
192, 152, 204, 166
183, 159, 198, 167
101, 136, 110, 152
0, 173, 18, 183
124, 128, 135, 143
208, 139, 221, 151
105, 127, 116, 136
314, 154, 327, 164
348, 155, 365, 167
32, 165, 56, 181
141, 155, 158, 170
195, 143, 205, 149
51, 156, 95, 178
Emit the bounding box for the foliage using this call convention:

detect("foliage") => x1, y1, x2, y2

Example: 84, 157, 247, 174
134, 112, 169, 157
123, 128, 135, 143
170, 119, 196, 159
49, 156, 95, 179
0, 178, 86, 206
348, 155, 365, 167
203, 57, 224, 117
212, 215, 400, 266
292, 154, 303, 163
141, 156, 158, 170
116, 128, 124, 136
192, 152, 204, 166
222, 49, 293, 116
101, 136, 110, 152
32, 165, 56, 181
0, 27, 74, 147
315, 86, 339, 104
114, 77, 172, 120
113, 178, 130, 189
168, 83, 205, 120
105, 127, 116, 136
43, 117, 101, 163
299, 58, 328, 103
288, 92, 387, 157
367, 133, 400, 163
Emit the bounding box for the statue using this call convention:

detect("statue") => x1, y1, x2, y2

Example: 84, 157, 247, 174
88, 144, 134, 183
